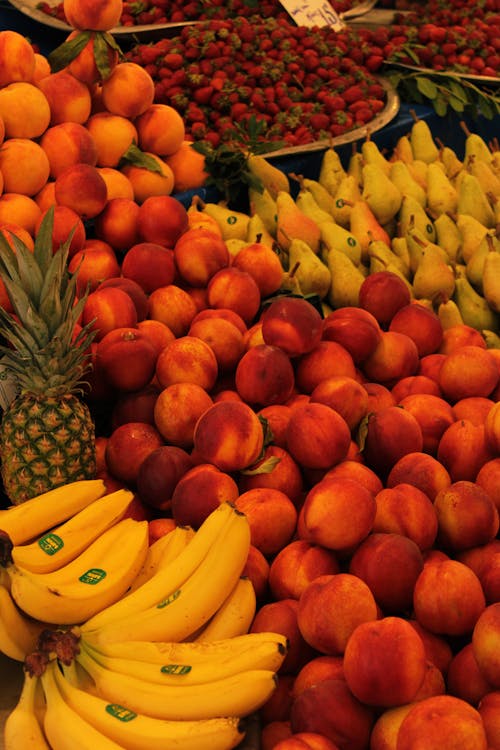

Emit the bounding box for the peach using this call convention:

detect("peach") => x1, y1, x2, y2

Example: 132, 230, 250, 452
191, 308, 247, 336
153, 382, 213, 448
395, 694, 488, 750
439, 323, 487, 354
0, 193, 41, 236
166, 140, 209, 194
479, 553, 500, 604
148, 284, 198, 338
148, 517, 177, 545
238, 444, 304, 506
273, 734, 341, 750
85, 111, 138, 168
137, 319, 176, 357
121, 242, 176, 294
300, 476, 376, 553
363, 381, 396, 412
260, 297, 323, 358
452, 396, 495, 425
297, 573, 378, 655
65, 30, 118, 85
243, 320, 266, 349
54, 163, 108, 220
407, 620, 453, 675
386, 451, 451, 501
323, 460, 384, 497
260, 674, 295, 724
484, 401, 500, 455
348, 533, 424, 614
250, 598, 316, 675
188, 316, 245, 373
231, 239, 284, 298
136, 445, 193, 510
393, 395, 458, 457
321, 306, 382, 364
457, 539, 500, 579
40, 121, 98, 179
433, 480, 499, 552
63, 0, 123, 30
0, 81, 50, 139
111, 384, 161, 429
81, 286, 138, 341
413, 558, 486, 636
417, 352, 446, 383
268, 540, 340, 601
242, 544, 270, 601
359, 270, 411, 327
0, 30, 35, 87
97, 167, 134, 201
68, 241, 121, 297
472, 602, 500, 688
294, 341, 357, 394
261, 721, 293, 750
36, 205, 86, 257
412, 660, 446, 701
343, 616, 427, 707
93, 197, 140, 252
170, 463, 239, 528
101, 62, 155, 118
105, 421, 164, 485
437, 419, 493, 482
389, 303, 443, 357
285, 403, 351, 471
310, 375, 369, 431
256, 405, 293, 448
292, 656, 345, 699
0, 138, 50, 197
192, 400, 265, 473
373, 483, 438, 552
154, 335, 218, 391
362, 405, 424, 479
96, 326, 158, 392
478, 691, 500, 750
361, 331, 420, 386
37, 70, 92, 125
207, 266, 262, 325
447, 643, 493, 705
439, 345, 499, 401
234, 487, 298, 556
235, 344, 295, 406
137, 194, 189, 247
290, 678, 375, 750
391, 374, 442, 401
122, 153, 175, 203
369, 705, 413, 750
97, 277, 149, 323
135, 103, 185, 157
174, 226, 230, 287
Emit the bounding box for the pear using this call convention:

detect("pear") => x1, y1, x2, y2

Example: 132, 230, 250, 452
368, 255, 414, 296
347, 150, 364, 184
331, 174, 362, 227
319, 221, 362, 266
246, 213, 275, 248
438, 298, 464, 329
300, 177, 338, 215
482, 244, 500, 313
487, 191, 500, 224
201, 200, 250, 241
439, 145, 463, 181
434, 212, 462, 264
225, 238, 247, 259
391, 236, 412, 277
295, 188, 335, 226
405, 227, 449, 275
247, 154, 290, 199
407, 159, 428, 190
467, 156, 500, 196
389, 160, 427, 207
426, 162, 458, 216
461, 124, 493, 164
248, 186, 277, 237
367, 238, 410, 279
318, 146, 346, 196
482, 329, 500, 349
288, 238, 332, 299
491, 151, 500, 177
349, 200, 391, 263
398, 195, 436, 242
412, 246, 455, 302
457, 173, 496, 228
456, 214, 492, 263
409, 117, 440, 163
453, 268, 500, 331
392, 134, 414, 164
275, 190, 321, 254
361, 137, 391, 176
465, 234, 500, 291
361, 163, 402, 225
326, 247, 366, 309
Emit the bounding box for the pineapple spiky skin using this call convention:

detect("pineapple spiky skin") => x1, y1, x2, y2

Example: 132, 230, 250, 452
1, 394, 95, 505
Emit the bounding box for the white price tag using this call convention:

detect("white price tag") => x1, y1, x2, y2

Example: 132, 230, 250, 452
279, 0, 346, 30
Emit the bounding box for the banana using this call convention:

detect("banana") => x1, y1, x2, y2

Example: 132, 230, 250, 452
81, 630, 289, 666
194, 576, 256, 643
12, 489, 135, 574
0, 584, 49, 661
81, 501, 238, 635
8, 518, 149, 625
76, 646, 278, 721
0, 479, 107, 546
127, 524, 195, 594
81, 634, 286, 686
3, 672, 50, 750
86, 505, 250, 645
40, 660, 125, 750
53, 662, 245, 750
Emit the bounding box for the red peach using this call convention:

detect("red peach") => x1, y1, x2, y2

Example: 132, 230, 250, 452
373, 483, 438, 552
361, 330, 419, 386
235, 344, 295, 406
189, 316, 245, 373
438, 323, 487, 354
155, 335, 218, 391
238, 444, 304, 507
391, 375, 442, 402
358, 270, 411, 327
68, 241, 121, 297
153, 382, 213, 448
452, 396, 495, 425
39, 121, 98, 178
93, 197, 140, 252
250, 599, 316, 675
207, 266, 262, 325
310, 375, 369, 431
447, 643, 493, 705
273, 734, 341, 750
439, 345, 499, 401
81, 286, 138, 341
242, 544, 270, 602
292, 655, 345, 699
397, 393, 455, 455
148, 284, 198, 338
386, 452, 451, 501
477, 691, 500, 750
97, 277, 149, 323
256, 405, 293, 448
294, 341, 357, 394
111, 384, 161, 429
361, 405, 424, 479
170, 463, 239, 528
389, 303, 443, 357
54, 163, 108, 220
433, 480, 500, 552
472, 602, 500, 689
437, 419, 494, 482
268, 540, 340, 601
484, 401, 500, 455
285, 403, 351, 471
362, 381, 396, 412
174, 226, 230, 287
105, 421, 164, 485
321, 306, 382, 364
235, 487, 298, 556
136, 445, 193, 510
36, 204, 86, 257
96, 326, 158, 392
322, 460, 383, 497
261, 297, 323, 358
137, 194, 189, 247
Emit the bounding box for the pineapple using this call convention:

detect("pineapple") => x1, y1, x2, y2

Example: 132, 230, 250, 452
0, 208, 96, 504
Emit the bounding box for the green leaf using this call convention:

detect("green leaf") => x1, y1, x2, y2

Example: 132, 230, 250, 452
48, 31, 91, 73
448, 94, 465, 113
93, 32, 114, 81
433, 94, 448, 117
416, 76, 438, 100
241, 456, 281, 476
120, 143, 163, 173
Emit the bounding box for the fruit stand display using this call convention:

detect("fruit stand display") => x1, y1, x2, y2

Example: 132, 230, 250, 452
0, 0, 500, 748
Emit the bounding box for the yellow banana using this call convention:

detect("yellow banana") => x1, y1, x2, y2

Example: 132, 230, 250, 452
76, 646, 278, 721
3, 672, 50, 750
127, 524, 195, 594
87, 505, 250, 645
40, 660, 125, 750
81, 630, 289, 666
0, 584, 49, 661
8, 518, 149, 625
194, 576, 256, 643
81, 634, 287, 686
81, 501, 238, 635
53, 662, 245, 750
12, 489, 135, 574
0, 479, 107, 546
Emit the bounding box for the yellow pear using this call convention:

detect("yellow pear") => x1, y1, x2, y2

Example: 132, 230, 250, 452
347, 150, 364, 184
295, 188, 335, 226
368, 238, 410, 279
248, 186, 277, 237
438, 298, 464, 329
456, 214, 492, 264
319, 220, 362, 266
405, 226, 448, 275
398, 194, 436, 242
331, 174, 362, 228
439, 145, 463, 181
482, 244, 500, 313
246, 212, 275, 247
434, 212, 462, 263
465, 234, 500, 292
426, 162, 458, 217
412, 245, 455, 302
275, 191, 321, 254
391, 236, 412, 277
361, 163, 403, 225
461, 125, 493, 165
453, 266, 500, 331
406, 159, 429, 191
288, 238, 332, 299
349, 200, 391, 262
361, 137, 391, 176
391, 134, 414, 164
318, 146, 346, 196
389, 160, 427, 207
247, 154, 290, 199
300, 177, 338, 215
457, 173, 496, 228
467, 156, 500, 196
409, 117, 440, 163
326, 247, 366, 309
200, 201, 250, 241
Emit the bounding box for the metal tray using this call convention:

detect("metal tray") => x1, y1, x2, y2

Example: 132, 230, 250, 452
385, 61, 500, 86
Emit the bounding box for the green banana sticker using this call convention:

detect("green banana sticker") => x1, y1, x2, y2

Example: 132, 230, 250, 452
160, 664, 192, 675
105, 704, 137, 722
156, 589, 181, 609
38, 533, 64, 556
79, 568, 107, 584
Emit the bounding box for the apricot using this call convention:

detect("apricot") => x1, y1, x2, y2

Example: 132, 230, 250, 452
0, 138, 50, 197
63, 0, 123, 30
101, 62, 155, 118
122, 155, 175, 203
165, 141, 209, 193
86, 111, 138, 168
0, 81, 50, 139
0, 194, 41, 237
